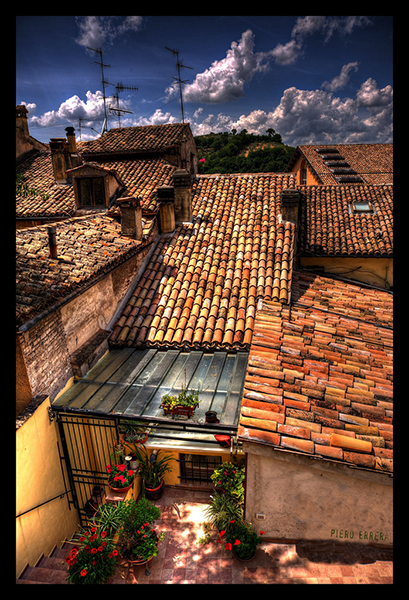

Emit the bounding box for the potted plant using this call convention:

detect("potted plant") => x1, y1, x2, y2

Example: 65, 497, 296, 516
211, 461, 245, 501
116, 497, 164, 565
202, 492, 244, 533
92, 502, 127, 537
106, 463, 134, 492
131, 446, 174, 500
65, 527, 118, 584
119, 419, 149, 444
160, 382, 201, 418
219, 520, 265, 561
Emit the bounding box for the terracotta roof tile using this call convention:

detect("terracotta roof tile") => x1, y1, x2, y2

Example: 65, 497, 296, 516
298, 183, 393, 257
288, 143, 393, 185
80, 123, 192, 156
16, 215, 149, 328
110, 173, 296, 350
238, 270, 393, 474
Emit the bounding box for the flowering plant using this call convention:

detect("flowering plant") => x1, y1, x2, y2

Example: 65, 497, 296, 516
65, 527, 118, 584
106, 463, 134, 489
219, 520, 264, 560
116, 497, 164, 562
161, 382, 201, 411
211, 461, 245, 501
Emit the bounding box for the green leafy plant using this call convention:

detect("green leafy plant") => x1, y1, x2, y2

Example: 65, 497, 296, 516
65, 527, 117, 584
92, 502, 127, 536
106, 463, 134, 489
219, 520, 264, 559
119, 419, 149, 442
161, 381, 201, 411
211, 461, 245, 501
131, 446, 174, 491
115, 497, 164, 562
203, 492, 244, 533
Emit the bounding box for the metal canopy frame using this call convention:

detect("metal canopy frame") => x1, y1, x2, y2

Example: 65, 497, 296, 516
51, 348, 249, 437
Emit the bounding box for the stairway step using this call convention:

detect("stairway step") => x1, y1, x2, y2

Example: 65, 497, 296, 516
19, 565, 68, 584
37, 555, 68, 571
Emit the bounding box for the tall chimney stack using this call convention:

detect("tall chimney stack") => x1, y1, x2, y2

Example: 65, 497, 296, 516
157, 186, 176, 234
50, 138, 69, 183
65, 126, 77, 153
173, 169, 192, 222
48, 226, 58, 258
117, 197, 143, 240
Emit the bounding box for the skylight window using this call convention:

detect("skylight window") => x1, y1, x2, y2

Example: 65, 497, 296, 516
349, 200, 375, 214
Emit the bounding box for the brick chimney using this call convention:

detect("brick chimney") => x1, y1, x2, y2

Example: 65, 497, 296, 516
173, 169, 192, 222
117, 197, 143, 240
47, 225, 58, 258
280, 188, 300, 226
50, 137, 69, 183
16, 105, 29, 137
157, 186, 175, 234
65, 126, 76, 153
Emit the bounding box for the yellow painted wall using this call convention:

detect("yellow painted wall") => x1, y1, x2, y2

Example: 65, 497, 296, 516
288, 156, 321, 185
16, 397, 79, 578
300, 256, 393, 289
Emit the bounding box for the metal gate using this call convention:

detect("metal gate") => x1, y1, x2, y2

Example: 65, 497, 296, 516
54, 412, 120, 528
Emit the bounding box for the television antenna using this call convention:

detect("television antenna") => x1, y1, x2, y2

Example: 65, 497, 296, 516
86, 46, 111, 134
165, 47, 192, 124
108, 82, 138, 128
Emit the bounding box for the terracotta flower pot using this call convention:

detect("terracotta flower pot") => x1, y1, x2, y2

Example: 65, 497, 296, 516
144, 478, 165, 500
108, 478, 134, 493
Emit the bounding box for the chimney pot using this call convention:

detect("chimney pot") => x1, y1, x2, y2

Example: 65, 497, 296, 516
157, 186, 175, 233
48, 226, 57, 258
117, 196, 143, 240
172, 169, 192, 222
65, 126, 77, 153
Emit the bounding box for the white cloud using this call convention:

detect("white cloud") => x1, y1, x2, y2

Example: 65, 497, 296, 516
174, 29, 274, 104
29, 90, 106, 128
322, 62, 359, 92
75, 16, 143, 52
132, 109, 177, 127
272, 16, 371, 65
190, 76, 393, 145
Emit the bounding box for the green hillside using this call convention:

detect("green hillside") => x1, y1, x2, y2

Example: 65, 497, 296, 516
194, 129, 295, 174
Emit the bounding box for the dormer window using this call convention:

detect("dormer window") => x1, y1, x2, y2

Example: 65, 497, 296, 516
78, 177, 105, 207
67, 163, 125, 212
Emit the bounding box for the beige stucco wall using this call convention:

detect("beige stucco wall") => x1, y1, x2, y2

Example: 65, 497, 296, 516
243, 442, 392, 546
16, 397, 79, 577
300, 256, 393, 289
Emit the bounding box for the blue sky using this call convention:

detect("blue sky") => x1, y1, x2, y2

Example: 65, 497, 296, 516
16, 15, 393, 146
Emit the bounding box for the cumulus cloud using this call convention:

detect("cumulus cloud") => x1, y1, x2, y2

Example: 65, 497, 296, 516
75, 16, 143, 51
271, 16, 371, 65
322, 62, 359, 92
190, 76, 393, 145
171, 29, 274, 104
132, 109, 177, 127
29, 90, 106, 128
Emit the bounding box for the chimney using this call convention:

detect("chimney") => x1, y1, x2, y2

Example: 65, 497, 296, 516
50, 137, 69, 183
117, 196, 143, 240
157, 186, 175, 234
65, 126, 77, 153
173, 169, 192, 222
280, 188, 300, 226
16, 105, 29, 137
47, 226, 57, 258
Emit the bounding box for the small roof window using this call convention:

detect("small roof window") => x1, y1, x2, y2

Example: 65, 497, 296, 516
349, 200, 375, 214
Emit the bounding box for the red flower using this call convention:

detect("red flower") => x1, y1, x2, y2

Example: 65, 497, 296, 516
91, 548, 98, 554
260, 531, 265, 535
230, 520, 235, 524
106, 464, 112, 473
128, 470, 134, 477
80, 569, 87, 577
90, 527, 97, 533
117, 464, 126, 472
101, 531, 107, 538
84, 531, 90, 536
79, 536, 85, 542
219, 530, 225, 537
112, 549, 118, 556
225, 543, 232, 551
98, 546, 104, 552
234, 539, 241, 545
92, 560, 97, 566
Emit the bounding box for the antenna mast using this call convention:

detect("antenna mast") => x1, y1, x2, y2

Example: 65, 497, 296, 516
87, 46, 111, 134
165, 47, 192, 124
108, 82, 138, 128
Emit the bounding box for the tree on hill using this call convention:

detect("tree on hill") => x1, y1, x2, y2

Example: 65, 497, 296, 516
195, 129, 294, 174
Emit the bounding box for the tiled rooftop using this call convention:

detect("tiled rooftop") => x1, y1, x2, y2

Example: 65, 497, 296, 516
238, 270, 393, 474
80, 123, 192, 156
16, 151, 76, 219
109, 172, 296, 350
16, 215, 152, 328
287, 144, 393, 185
298, 184, 393, 257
